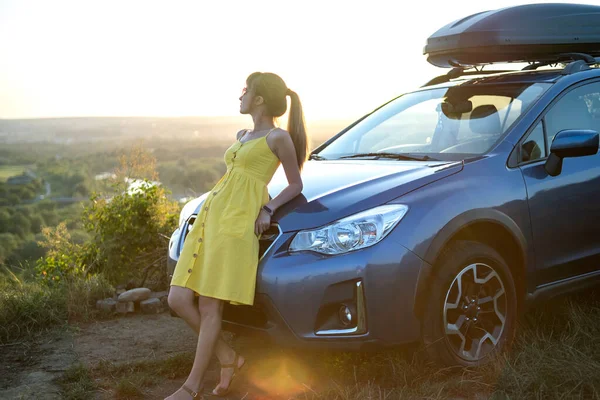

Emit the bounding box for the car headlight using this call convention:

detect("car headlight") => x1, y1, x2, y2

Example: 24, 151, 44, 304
289, 204, 408, 255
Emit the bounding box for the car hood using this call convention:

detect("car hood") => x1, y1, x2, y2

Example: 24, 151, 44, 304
268, 159, 463, 232
181, 159, 463, 232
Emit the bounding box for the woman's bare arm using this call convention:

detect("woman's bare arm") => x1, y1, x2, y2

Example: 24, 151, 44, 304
265, 129, 303, 211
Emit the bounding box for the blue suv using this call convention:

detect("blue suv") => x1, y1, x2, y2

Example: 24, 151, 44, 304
168, 4, 600, 367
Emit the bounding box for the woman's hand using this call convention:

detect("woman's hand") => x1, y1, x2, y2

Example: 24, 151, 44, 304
255, 209, 271, 236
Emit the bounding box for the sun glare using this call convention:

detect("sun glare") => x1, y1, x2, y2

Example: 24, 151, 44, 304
245, 353, 314, 398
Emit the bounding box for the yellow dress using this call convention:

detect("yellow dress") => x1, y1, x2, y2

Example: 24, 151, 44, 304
170, 128, 281, 306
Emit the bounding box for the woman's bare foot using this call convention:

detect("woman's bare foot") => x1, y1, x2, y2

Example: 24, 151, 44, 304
212, 352, 245, 396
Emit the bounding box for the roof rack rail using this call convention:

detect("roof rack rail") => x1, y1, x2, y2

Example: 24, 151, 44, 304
422, 53, 600, 87
562, 60, 592, 75
522, 53, 599, 72
422, 67, 515, 87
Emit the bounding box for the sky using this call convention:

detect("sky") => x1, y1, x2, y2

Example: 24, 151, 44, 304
1, 0, 598, 121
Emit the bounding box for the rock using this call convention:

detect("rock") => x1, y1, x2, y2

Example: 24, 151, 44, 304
118, 288, 151, 302
140, 298, 163, 314
116, 301, 135, 314
96, 298, 116, 312
150, 290, 168, 299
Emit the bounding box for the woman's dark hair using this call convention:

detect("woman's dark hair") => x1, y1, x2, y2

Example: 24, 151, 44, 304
246, 72, 309, 172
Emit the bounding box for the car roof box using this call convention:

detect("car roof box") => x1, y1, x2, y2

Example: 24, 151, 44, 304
424, 3, 600, 68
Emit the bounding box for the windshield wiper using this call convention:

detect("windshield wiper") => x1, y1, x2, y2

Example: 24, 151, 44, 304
337, 152, 438, 161
309, 153, 328, 160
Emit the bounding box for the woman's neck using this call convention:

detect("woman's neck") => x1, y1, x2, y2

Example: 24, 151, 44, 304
250, 115, 276, 132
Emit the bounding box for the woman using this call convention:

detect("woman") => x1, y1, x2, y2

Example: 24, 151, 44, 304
166, 72, 308, 399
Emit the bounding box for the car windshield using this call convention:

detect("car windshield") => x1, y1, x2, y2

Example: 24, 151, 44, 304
317, 82, 551, 161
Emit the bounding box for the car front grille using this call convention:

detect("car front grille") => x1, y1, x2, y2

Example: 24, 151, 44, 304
180, 216, 282, 260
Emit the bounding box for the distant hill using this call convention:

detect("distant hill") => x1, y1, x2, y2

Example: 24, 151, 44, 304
0, 116, 353, 145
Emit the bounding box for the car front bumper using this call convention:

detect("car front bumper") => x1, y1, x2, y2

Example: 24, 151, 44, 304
168, 222, 427, 351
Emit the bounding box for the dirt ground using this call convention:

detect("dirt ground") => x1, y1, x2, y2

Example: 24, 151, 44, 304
0, 328, 77, 399
0, 312, 328, 400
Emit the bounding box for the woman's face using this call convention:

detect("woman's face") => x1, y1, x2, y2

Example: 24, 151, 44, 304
239, 85, 253, 114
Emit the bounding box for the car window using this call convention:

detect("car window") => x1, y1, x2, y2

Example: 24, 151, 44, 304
521, 121, 546, 163
357, 98, 439, 152
545, 82, 600, 146
318, 83, 551, 161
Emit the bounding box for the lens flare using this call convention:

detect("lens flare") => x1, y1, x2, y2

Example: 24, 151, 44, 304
244, 353, 314, 399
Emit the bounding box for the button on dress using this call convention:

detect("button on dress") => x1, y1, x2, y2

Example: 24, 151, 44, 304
170, 128, 281, 306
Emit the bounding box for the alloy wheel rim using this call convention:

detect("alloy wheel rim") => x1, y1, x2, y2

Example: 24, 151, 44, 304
443, 262, 507, 361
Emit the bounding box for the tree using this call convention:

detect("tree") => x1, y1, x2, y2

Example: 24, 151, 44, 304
8, 213, 30, 238
73, 182, 89, 197
29, 214, 45, 233
40, 211, 59, 227
9, 238, 46, 267
0, 209, 11, 233
0, 233, 19, 264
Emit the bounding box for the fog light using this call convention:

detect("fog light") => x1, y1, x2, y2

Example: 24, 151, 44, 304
339, 305, 352, 326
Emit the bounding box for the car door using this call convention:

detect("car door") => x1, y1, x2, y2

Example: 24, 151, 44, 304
519, 80, 600, 286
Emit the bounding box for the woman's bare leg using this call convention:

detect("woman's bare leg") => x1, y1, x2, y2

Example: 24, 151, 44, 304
167, 287, 243, 393
165, 294, 229, 399
168, 287, 234, 358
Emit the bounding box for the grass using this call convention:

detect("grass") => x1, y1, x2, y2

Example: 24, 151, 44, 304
304, 288, 600, 399
58, 364, 97, 400
57, 288, 600, 400
0, 273, 114, 344
93, 352, 195, 380
0, 165, 31, 182
58, 353, 195, 399
0, 279, 68, 344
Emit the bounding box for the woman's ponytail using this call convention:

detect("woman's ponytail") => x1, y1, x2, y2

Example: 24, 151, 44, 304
246, 72, 310, 171
286, 89, 309, 172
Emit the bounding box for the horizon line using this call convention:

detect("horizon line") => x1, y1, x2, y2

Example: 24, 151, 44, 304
0, 115, 355, 123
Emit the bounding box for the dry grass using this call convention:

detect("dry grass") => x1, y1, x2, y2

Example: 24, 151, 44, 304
303, 288, 600, 400
0, 274, 114, 344
58, 288, 600, 400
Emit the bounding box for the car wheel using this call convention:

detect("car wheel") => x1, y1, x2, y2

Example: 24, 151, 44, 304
422, 240, 517, 366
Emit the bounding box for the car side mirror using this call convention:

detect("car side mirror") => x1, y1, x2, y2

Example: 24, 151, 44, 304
544, 130, 599, 176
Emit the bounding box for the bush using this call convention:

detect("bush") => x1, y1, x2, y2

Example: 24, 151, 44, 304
83, 183, 178, 288
35, 222, 88, 286
0, 272, 114, 344
81, 145, 179, 288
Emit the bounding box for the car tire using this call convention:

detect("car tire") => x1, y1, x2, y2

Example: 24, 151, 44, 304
422, 240, 518, 367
